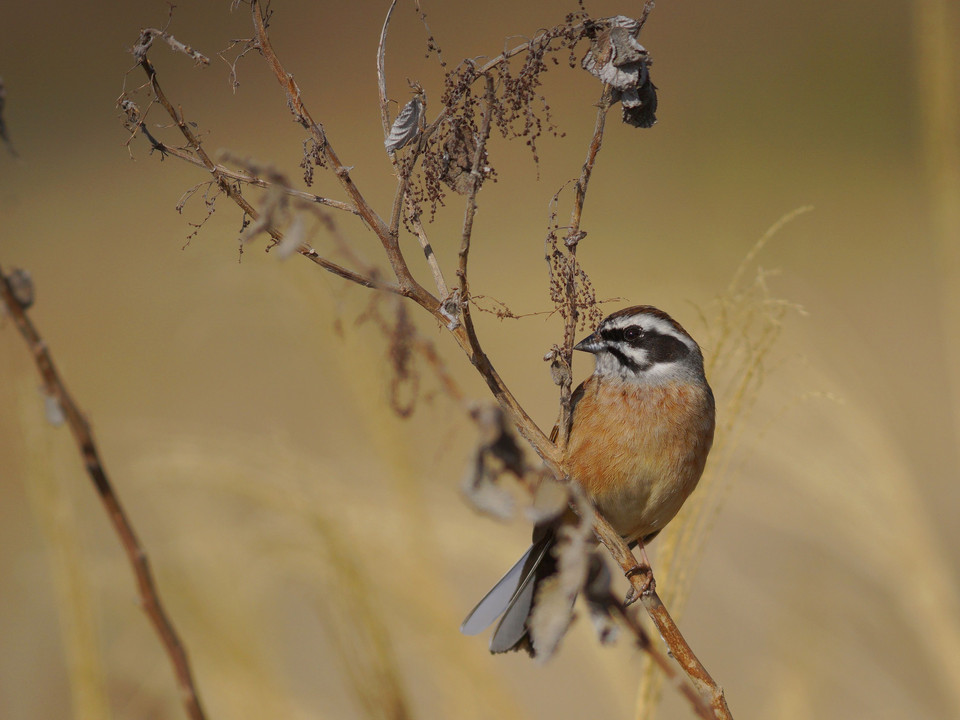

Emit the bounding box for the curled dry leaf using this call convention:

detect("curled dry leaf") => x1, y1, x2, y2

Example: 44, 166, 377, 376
581, 15, 658, 128
439, 289, 462, 331
460, 468, 514, 521
583, 553, 619, 646
275, 212, 306, 259
526, 473, 570, 525
132, 28, 210, 66
544, 345, 571, 387
461, 404, 526, 521
384, 92, 426, 152
528, 495, 595, 661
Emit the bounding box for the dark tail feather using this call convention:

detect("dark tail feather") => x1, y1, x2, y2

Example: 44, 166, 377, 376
460, 526, 556, 654
490, 528, 558, 655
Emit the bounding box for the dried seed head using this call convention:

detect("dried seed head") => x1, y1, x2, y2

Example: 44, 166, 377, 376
440, 120, 480, 195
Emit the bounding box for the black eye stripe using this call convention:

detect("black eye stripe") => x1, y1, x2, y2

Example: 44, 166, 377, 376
646, 333, 690, 363
599, 325, 691, 367
600, 327, 639, 344
600, 325, 649, 346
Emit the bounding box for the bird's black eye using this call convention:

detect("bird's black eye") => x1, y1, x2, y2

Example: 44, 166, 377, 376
623, 325, 643, 342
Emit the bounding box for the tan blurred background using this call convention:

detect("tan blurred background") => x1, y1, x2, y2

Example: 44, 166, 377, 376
1, 1, 958, 719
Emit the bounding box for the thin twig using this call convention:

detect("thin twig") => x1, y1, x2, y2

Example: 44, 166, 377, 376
0, 264, 209, 720
378, 0, 449, 297
377, 0, 399, 140
250, 0, 430, 299
567, 87, 613, 241
135, 52, 393, 293
555, 86, 613, 451
251, 0, 387, 237
589, 510, 733, 720
158, 142, 360, 215
457, 75, 496, 295
445, 75, 556, 462
641, 591, 732, 718
389, 169, 408, 239
410, 212, 449, 298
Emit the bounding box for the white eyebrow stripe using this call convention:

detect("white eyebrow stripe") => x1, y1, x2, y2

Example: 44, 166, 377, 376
602, 314, 695, 351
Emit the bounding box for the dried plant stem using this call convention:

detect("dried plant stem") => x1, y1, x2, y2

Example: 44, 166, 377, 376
555, 87, 613, 451
377, 0, 400, 139
910, 5, 960, 711
410, 210, 450, 298
588, 512, 732, 719
640, 591, 731, 719
457, 76, 496, 294
611, 603, 715, 720
251, 0, 386, 239
378, 3, 449, 298
448, 74, 556, 461
250, 0, 431, 302
422, 24, 588, 145
0, 264, 209, 720
136, 54, 401, 295
568, 87, 614, 238
153, 142, 359, 214
914, 0, 960, 454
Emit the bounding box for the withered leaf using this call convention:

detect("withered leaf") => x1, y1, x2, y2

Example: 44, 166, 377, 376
460, 404, 525, 521
528, 498, 595, 661
581, 15, 658, 128
275, 212, 305, 260
583, 553, 619, 646
384, 94, 425, 153
461, 469, 515, 521
526, 474, 570, 525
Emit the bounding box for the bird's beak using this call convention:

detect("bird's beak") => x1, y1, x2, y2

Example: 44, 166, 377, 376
574, 332, 603, 353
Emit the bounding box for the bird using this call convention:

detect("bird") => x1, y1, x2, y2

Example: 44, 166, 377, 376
460, 305, 716, 655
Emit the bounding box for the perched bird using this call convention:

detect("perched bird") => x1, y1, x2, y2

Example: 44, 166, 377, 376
461, 305, 716, 655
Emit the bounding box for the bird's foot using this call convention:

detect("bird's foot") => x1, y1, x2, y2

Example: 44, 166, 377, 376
623, 564, 655, 605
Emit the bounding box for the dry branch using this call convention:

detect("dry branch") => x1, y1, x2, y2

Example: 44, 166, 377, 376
126, 43, 399, 295
554, 86, 613, 453
0, 264, 209, 720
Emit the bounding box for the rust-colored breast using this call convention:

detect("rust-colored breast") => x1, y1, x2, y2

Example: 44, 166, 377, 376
566, 376, 715, 541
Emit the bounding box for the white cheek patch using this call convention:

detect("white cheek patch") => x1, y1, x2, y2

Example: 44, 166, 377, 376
593, 350, 689, 384
594, 350, 640, 376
